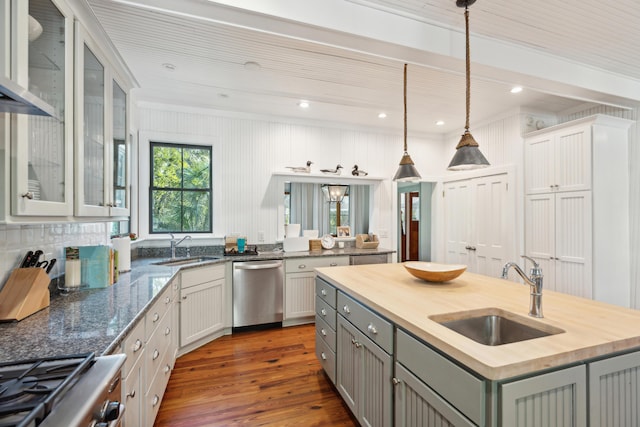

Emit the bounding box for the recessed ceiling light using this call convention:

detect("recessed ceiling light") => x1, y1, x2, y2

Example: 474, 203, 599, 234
244, 61, 261, 71
162, 63, 176, 71
298, 100, 309, 108
378, 112, 387, 119
510, 86, 523, 94
436, 120, 445, 126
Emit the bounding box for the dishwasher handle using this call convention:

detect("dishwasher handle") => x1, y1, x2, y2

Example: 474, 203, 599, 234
234, 261, 283, 270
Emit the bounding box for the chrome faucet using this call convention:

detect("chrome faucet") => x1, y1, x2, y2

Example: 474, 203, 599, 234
170, 233, 192, 258
501, 255, 544, 318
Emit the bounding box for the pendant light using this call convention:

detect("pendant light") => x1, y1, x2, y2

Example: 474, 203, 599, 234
322, 184, 348, 202
447, 0, 490, 171
393, 64, 421, 182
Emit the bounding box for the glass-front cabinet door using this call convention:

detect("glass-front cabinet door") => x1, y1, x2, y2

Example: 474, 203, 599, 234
75, 22, 130, 217
10, 0, 74, 216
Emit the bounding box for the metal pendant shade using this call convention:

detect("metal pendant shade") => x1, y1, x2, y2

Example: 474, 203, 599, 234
448, 0, 490, 171
393, 64, 421, 182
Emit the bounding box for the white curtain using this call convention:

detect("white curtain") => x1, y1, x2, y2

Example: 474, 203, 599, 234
290, 183, 370, 236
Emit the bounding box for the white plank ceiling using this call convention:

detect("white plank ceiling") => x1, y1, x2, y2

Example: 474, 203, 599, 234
87, 0, 640, 134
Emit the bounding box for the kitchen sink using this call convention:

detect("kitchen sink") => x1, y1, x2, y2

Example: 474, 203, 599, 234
429, 308, 564, 346
153, 256, 220, 267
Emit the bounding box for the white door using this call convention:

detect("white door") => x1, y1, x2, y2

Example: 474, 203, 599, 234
474, 175, 511, 277
444, 180, 474, 269
525, 134, 555, 194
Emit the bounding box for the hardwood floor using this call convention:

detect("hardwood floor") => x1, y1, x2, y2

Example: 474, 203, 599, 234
154, 324, 358, 426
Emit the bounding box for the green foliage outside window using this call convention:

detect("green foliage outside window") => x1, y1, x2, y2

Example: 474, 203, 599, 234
150, 142, 212, 233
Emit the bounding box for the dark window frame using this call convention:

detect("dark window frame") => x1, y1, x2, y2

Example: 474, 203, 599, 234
149, 141, 212, 234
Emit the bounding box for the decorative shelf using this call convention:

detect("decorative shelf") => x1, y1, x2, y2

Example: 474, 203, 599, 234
272, 171, 386, 185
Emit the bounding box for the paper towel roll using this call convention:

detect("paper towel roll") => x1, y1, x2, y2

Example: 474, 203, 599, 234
111, 237, 131, 272
65, 259, 81, 288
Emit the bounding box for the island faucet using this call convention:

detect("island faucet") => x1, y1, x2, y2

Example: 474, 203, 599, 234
501, 255, 544, 318
170, 233, 192, 258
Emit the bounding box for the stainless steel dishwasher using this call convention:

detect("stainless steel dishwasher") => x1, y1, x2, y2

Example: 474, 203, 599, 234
232, 260, 284, 328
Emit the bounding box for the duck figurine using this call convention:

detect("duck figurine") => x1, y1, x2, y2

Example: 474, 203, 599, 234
286, 160, 312, 173
352, 165, 368, 176
320, 164, 343, 175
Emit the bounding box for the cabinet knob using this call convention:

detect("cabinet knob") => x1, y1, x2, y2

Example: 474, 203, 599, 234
321, 328, 327, 336
351, 338, 361, 348
321, 308, 327, 316
152, 349, 160, 360
367, 324, 378, 335
392, 377, 402, 386
164, 364, 171, 374
330, 263, 338, 267
21, 191, 34, 199
321, 352, 327, 360
343, 305, 350, 314
132, 339, 142, 352
153, 312, 160, 322
298, 264, 306, 269
152, 395, 160, 407
165, 296, 171, 304
321, 289, 327, 296
165, 327, 171, 336
126, 390, 136, 399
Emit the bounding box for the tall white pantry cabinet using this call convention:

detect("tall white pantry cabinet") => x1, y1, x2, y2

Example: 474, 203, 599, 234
524, 114, 632, 307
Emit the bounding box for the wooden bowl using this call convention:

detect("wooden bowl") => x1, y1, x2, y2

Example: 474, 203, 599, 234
403, 262, 467, 283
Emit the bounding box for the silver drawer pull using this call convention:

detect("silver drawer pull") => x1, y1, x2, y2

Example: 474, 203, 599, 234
343, 305, 350, 314
321, 308, 327, 316
165, 327, 171, 336
330, 262, 338, 267
321, 352, 327, 360
133, 339, 142, 352
126, 390, 136, 399
392, 377, 401, 386
164, 364, 171, 374
298, 264, 306, 269
152, 395, 160, 407
152, 349, 160, 360
153, 312, 160, 322
321, 289, 327, 296
321, 328, 327, 336
368, 323, 378, 335
165, 296, 171, 304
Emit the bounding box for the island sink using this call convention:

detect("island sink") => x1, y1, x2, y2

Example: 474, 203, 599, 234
430, 308, 564, 346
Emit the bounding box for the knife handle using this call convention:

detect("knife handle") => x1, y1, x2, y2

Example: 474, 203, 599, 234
20, 251, 34, 268
30, 250, 43, 267
45, 259, 57, 274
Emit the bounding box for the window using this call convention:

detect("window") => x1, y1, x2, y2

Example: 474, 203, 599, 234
150, 142, 212, 233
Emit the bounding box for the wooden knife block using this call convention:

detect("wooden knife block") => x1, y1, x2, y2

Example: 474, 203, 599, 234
0, 268, 51, 322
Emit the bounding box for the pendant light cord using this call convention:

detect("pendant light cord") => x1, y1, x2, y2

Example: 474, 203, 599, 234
404, 63, 408, 152
464, 7, 471, 133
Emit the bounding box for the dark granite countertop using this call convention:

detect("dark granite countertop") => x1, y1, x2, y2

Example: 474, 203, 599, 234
0, 247, 394, 363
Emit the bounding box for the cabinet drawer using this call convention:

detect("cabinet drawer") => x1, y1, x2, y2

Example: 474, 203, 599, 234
397, 329, 484, 425
315, 296, 336, 330
145, 348, 173, 427
337, 292, 393, 354
315, 332, 336, 384
315, 277, 337, 308
285, 256, 348, 273
121, 319, 145, 377
315, 315, 336, 350
145, 311, 172, 394
145, 288, 173, 336
181, 264, 225, 288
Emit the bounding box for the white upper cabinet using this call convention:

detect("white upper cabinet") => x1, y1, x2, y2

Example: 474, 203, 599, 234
525, 123, 591, 194
10, 0, 74, 216
74, 22, 129, 217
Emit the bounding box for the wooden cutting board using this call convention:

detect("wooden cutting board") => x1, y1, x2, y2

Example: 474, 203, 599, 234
0, 268, 50, 322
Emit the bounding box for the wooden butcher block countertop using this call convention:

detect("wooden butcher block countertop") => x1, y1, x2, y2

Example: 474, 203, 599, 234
316, 263, 640, 381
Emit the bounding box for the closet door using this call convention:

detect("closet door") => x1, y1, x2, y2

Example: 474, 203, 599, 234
444, 179, 475, 270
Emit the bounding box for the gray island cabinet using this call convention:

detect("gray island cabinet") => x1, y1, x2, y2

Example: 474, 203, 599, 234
315, 264, 640, 427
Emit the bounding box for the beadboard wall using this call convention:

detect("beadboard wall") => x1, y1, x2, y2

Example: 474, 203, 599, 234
135, 103, 448, 250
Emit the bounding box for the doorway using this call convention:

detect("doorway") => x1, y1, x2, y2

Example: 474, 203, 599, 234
398, 182, 433, 263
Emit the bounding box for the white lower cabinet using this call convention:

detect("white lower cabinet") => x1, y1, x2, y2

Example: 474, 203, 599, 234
500, 364, 587, 427
336, 292, 393, 427
179, 264, 226, 347
284, 256, 348, 326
